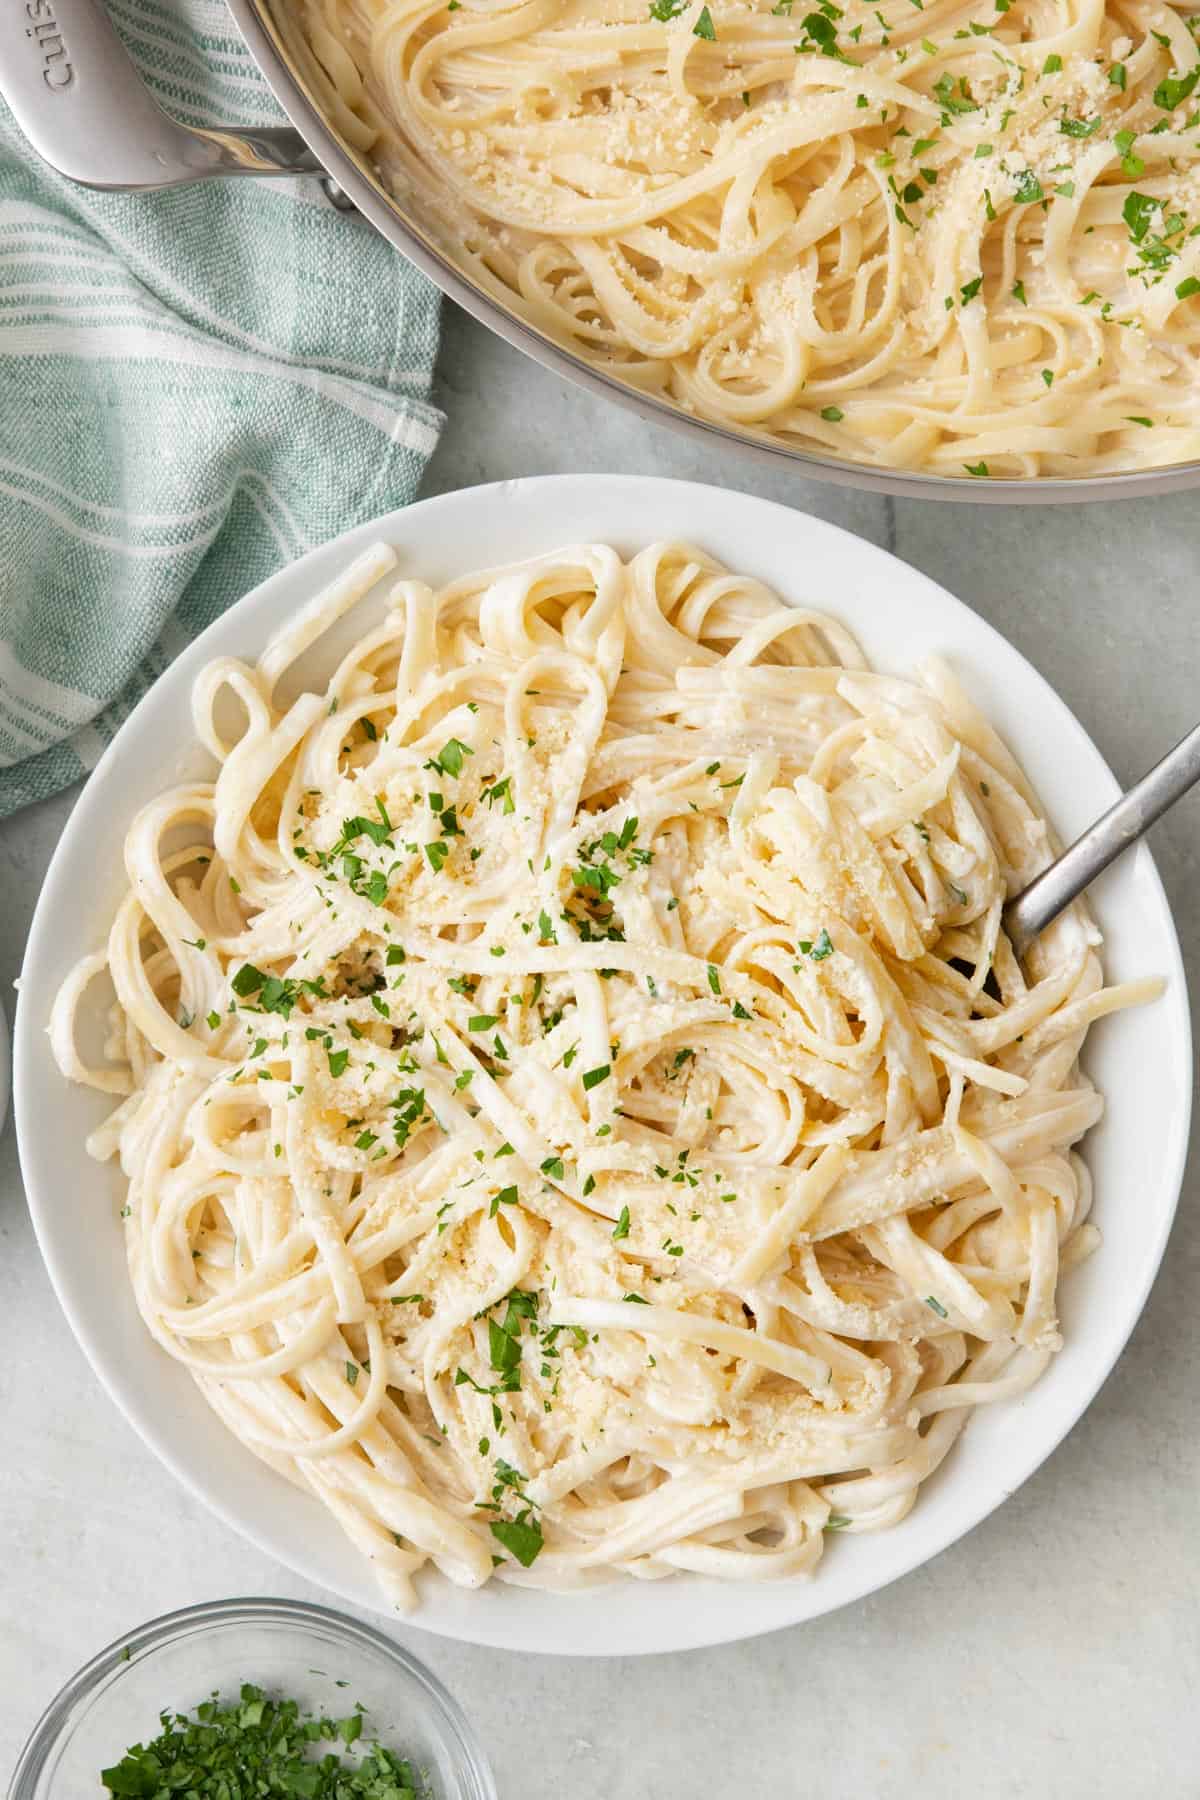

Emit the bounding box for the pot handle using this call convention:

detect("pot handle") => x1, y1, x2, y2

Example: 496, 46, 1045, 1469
0, 0, 323, 190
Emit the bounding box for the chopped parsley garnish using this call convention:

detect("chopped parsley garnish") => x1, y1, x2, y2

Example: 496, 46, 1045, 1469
1114, 129, 1144, 178
820, 405, 844, 421
231, 965, 303, 1019
1154, 65, 1200, 111
1123, 190, 1160, 243
613, 1205, 631, 1239
573, 860, 618, 894
480, 1454, 545, 1566
566, 825, 647, 941
391, 1087, 427, 1148
488, 1312, 523, 1376
693, 3, 715, 36
429, 737, 473, 778
582, 1063, 611, 1089
490, 1514, 543, 1566
1012, 169, 1044, 205
98, 1685, 418, 1799
800, 9, 839, 54
483, 775, 515, 813
933, 72, 978, 116
924, 1295, 949, 1317
336, 811, 392, 850
489, 1512, 543, 1569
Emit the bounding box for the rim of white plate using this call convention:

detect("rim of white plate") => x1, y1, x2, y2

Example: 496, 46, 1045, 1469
0, 995, 9, 1137
13, 476, 1193, 1656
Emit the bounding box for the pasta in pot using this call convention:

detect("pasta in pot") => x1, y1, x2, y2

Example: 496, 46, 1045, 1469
53, 541, 1158, 1607
278, 0, 1200, 478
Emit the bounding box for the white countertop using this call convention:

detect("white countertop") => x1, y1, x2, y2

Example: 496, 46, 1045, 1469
2, 306, 1198, 1796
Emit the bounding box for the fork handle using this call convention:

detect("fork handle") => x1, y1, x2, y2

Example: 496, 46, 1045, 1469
1003, 720, 1200, 959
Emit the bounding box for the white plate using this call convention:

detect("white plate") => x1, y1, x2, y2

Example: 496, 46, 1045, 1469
13, 476, 1192, 1656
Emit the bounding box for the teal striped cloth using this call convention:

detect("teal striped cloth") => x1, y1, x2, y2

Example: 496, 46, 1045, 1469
0, 0, 442, 818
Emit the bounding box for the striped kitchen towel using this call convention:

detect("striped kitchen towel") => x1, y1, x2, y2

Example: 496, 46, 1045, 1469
0, 0, 442, 818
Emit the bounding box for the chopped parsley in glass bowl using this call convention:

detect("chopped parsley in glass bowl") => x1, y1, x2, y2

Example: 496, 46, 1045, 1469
11, 1599, 496, 1800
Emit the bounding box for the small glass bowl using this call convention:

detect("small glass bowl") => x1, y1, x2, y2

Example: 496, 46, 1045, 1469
10, 1597, 497, 1800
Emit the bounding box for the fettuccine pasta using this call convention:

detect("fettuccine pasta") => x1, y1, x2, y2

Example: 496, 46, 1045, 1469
278, 0, 1200, 479
52, 541, 1158, 1607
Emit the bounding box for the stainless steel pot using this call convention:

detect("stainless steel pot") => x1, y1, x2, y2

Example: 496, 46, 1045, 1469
4, 0, 1199, 504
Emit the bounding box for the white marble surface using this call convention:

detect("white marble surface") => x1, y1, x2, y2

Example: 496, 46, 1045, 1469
2, 304, 1199, 1796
